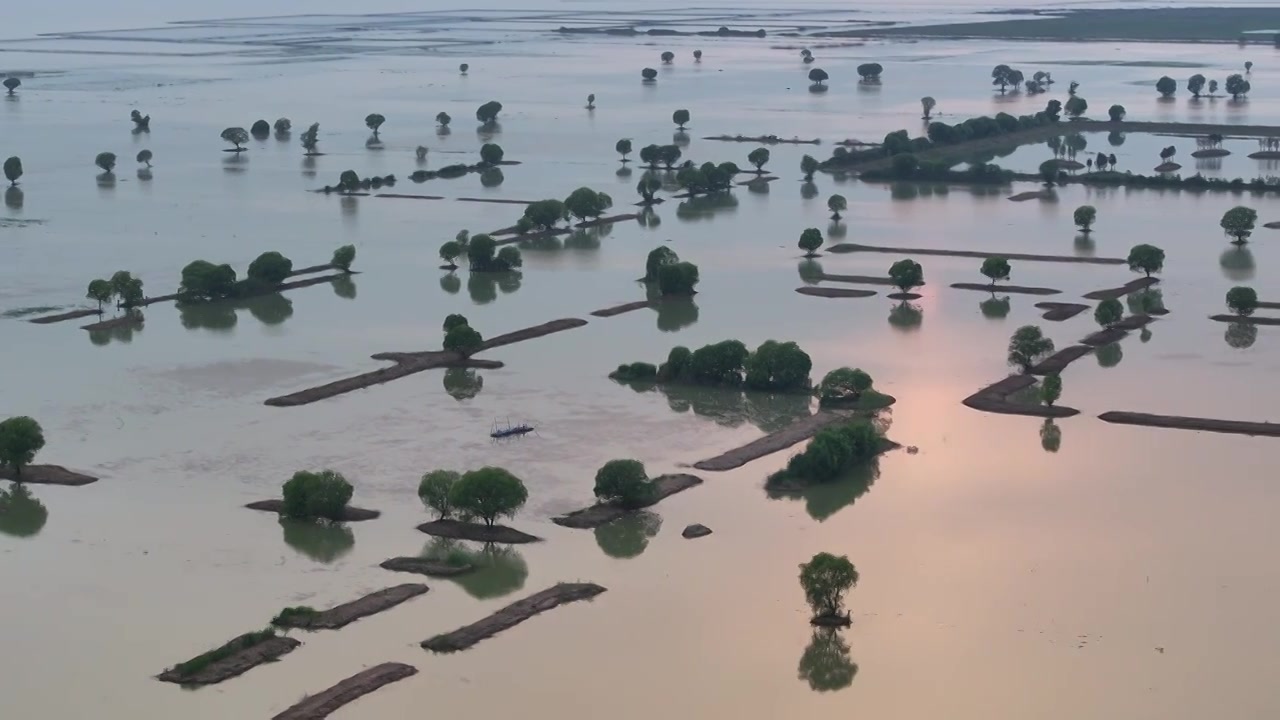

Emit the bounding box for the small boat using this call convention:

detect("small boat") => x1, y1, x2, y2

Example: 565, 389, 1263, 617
490, 418, 536, 439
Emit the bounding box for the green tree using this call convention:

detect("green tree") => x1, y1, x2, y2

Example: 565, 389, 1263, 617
1226, 286, 1258, 316
467, 234, 498, 269
496, 246, 522, 270
564, 187, 613, 221
436, 112, 451, 127
86, 279, 113, 312
3, 77, 20, 95
748, 147, 770, 172
476, 101, 503, 125
1108, 104, 1126, 121
3, 156, 21, 186
991, 64, 1016, 93
449, 467, 528, 527
332, 245, 356, 271
1187, 74, 1206, 97
250, 119, 270, 137
642, 67, 658, 81
95, 152, 117, 173
827, 194, 847, 220
0, 417, 45, 478
247, 252, 293, 285
887, 259, 924, 294
672, 109, 690, 130
808, 68, 829, 86
1225, 73, 1251, 99
657, 261, 700, 295
443, 313, 469, 332
798, 228, 824, 257
616, 139, 632, 161
523, 199, 569, 230
1038, 159, 1059, 186
1040, 373, 1062, 406
819, 368, 873, 401
365, 113, 385, 136
180, 260, 237, 300
645, 246, 679, 282
801, 155, 819, 181
798, 552, 858, 619
274, 118, 291, 133
1156, 76, 1177, 97
1127, 244, 1164, 277
661, 51, 675, 64
110, 270, 144, 307
637, 176, 661, 203
1007, 325, 1055, 372
1064, 95, 1087, 119
921, 96, 936, 118
337, 170, 360, 192
301, 122, 321, 155
480, 143, 504, 165
980, 257, 1011, 286
745, 340, 812, 392
220, 127, 249, 151
1094, 298, 1123, 327
443, 324, 483, 355
1074, 205, 1097, 232
418, 470, 461, 519
136, 149, 153, 167
281, 469, 353, 521
594, 459, 654, 509
856, 63, 882, 80
1221, 206, 1257, 244
439, 240, 462, 267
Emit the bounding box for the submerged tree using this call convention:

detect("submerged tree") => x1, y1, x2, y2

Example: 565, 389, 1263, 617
300, 123, 321, 155
808, 68, 829, 87
594, 459, 655, 509
888, 258, 924, 295
1156, 76, 1177, 97
1094, 298, 1123, 328
1188, 73, 1206, 97
798, 552, 858, 622
856, 63, 882, 80
1007, 325, 1055, 372
801, 155, 819, 182
1209, 79, 1219, 95
980, 257, 1011, 286
436, 112, 452, 128
476, 101, 503, 125
672, 108, 690, 130
694, 49, 703, 61
136, 149, 153, 167
220, 127, 249, 151
480, 143, 505, 165
616, 139, 632, 162
1226, 73, 1251, 99
921, 96, 936, 119
1074, 205, 1097, 232
1108, 104, 1126, 121
365, 113, 385, 137
3, 77, 20, 95
274, 118, 292, 134
1040, 373, 1062, 406
1221, 206, 1257, 244
1127, 244, 1164, 278
131, 109, 151, 131
0, 416, 46, 478
95, 152, 117, 173
798, 228, 824, 257
661, 51, 675, 64
1064, 95, 1087, 119
282, 469, 353, 521
748, 147, 771, 173
642, 67, 658, 81
1226, 286, 1258, 316
827, 194, 847, 220
3, 156, 21, 186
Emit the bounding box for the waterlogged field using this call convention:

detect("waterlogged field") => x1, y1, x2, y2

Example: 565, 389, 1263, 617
3, 8, 1280, 720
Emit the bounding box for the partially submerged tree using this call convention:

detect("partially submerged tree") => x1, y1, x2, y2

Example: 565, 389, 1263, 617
1156, 76, 1177, 97
332, 244, 356, 271
282, 469, 353, 521
594, 459, 654, 509
1221, 206, 1257, 244
586, 93, 595, 110
3, 156, 21, 186
179, 260, 237, 301
642, 67, 658, 82
418, 470, 461, 519
1188, 73, 1206, 97
991, 64, 1018, 93
564, 187, 613, 221
131, 110, 151, 131
1007, 325, 1055, 372
1226, 286, 1258, 316
0, 416, 45, 478
888, 259, 924, 294
250, 119, 270, 138
800, 155, 819, 181
798, 228, 824, 257
644, 246, 679, 283
3, 77, 20, 95
522, 199, 569, 231
459, 63, 469, 75
86, 279, 113, 312
443, 323, 484, 355
95, 152, 117, 173
827, 194, 847, 220
416, 145, 429, 161
657, 261, 700, 295
110, 270, 144, 307
449, 467, 528, 527
480, 143, 505, 165
672, 109, 690, 130
436, 112, 451, 128
1040, 373, 1062, 407
808, 68, 829, 87
365, 113, 385, 136
818, 367, 873, 402
921, 96, 936, 119
1108, 104, 1126, 121
136, 149, 152, 167
1226, 73, 1251, 99
439, 240, 462, 269
247, 251, 293, 285
636, 176, 661, 204
476, 101, 503, 125
221, 127, 249, 151
1074, 205, 1097, 232
694, 50, 702, 61
616, 139, 632, 162
274, 118, 291, 134
1094, 298, 1123, 327
980, 257, 1011, 286
798, 552, 858, 622
1127, 244, 1164, 278
1064, 95, 1087, 119
748, 147, 770, 173
1209, 79, 1219, 95
661, 51, 675, 64
745, 340, 812, 392
301, 123, 321, 155
856, 63, 882, 80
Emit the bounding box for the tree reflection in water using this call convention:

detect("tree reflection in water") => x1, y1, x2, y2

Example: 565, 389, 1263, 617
648, 286, 699, 332
766, 459, 880, 522
594, 511, 661, 559
332, 274, 357, 299
888, 301, 923, 331
423, 538, 529, 600
1220, 246, 1255, 281
0, 483, 49, 538
675, 192, 738, 222
440, 272, 461, 295
468, 271, 522, 305
1040, 419, 1062, 453
279, 517, 354, 563
443, 367, 483, 401
797, 259, 824, 286
88, 310, 144, 346
980, 295, 1010, 320
1096, 342, 1123, 368
1225, 321, 1257, 349
797, 628, 857, 692
657, 382, 814, 434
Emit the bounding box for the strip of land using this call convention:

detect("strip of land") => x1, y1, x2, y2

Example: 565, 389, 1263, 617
816, 273, 905, 286
1099, 411, 1280, 437
695, 412, 887, 471
158, 633, 300, 686
1036, 302, 1088, 321
28, 308, 99, 324
704, 135, 820, 144
796, 287, 878, 299
273, 584, 428, 630
963, 375, 1080, 418
1030, 345, 1094, 375
1210, 314, 1280, 325
380, 557, 474, 577
245, 500, 380, 521
0, 465, 98, 486
374, 193, 445, 200
264, 318, 586, 407
271, 662, 418, 720
951, 283, 1060, 295
577, 213, 640, 229
827, 242, 1125, 265
553, 474, 703, 529
417, 519, 540, 544
422, 583, 607, 653
1082, 314, 1155, 346
590, 300, 653, 317
1083, 277, 1160, 301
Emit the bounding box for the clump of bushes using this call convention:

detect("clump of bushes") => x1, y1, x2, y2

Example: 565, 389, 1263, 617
418, 467, 528, 527
594, 459, 656, 508
165, 629, 279, 679
768, 419, 884, 487
816, 368, 892, 409
614, 339, 812, 391
609, 362, 658, 382
281, 469, 354, 521
271, 606, 319, 628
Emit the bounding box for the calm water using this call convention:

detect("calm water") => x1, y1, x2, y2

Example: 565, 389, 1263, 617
3, 6, 1280, 719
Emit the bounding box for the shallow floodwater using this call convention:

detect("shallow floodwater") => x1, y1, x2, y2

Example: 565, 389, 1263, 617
3, 6, 1280, 720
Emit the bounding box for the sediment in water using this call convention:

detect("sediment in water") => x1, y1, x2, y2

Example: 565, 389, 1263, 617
271, 662, 418, 720
273, 584, 428, 630
553, 474, 703, 529
422, 583, 607, 653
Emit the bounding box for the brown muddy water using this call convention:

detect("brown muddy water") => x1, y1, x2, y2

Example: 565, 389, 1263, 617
3, 6, 1280, 719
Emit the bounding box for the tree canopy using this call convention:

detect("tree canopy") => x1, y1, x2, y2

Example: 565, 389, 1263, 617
1074, 205, 1097, 231
980, 257, 1011, 285
365, 113, 385, 134
180, 260, 237, 301
247, 251, 293, 284
0, 416, 45, 478
888, 259, 924, 293
799, 552, 859, 618
3, 77, 20, 95
1094, 298, 1123, 327
616, 139, 632, 160
86, 279, 113, 311
645, 246, 679, 283
1040, 374, 1062, 406
594, 459, 655, 509
657, 261, 699, 295
1064, 96, 1087, 119
744, 340, 812, 392
523, 199, 569, 230
642, 68, 658, 81
443, 324, 484, 355
748, 147, 770, 172
1226, 73, 1251, 99
300, 123, 320, 154
801, 155, 819, 181
798, 228, 824, 257
1226, 286, 1258, 316
480, 143, 505, 165
3, 156, 21, 185
418, 470, 462, 519
828, 194, 847, 219
808, 68, 829, 85
1007, 325, 1055, 371
1108, 104, 1125, 121
95, 152, 117, 173
564, 187, 613, 221
819, 368, 873, 401
449, 467, 528, 527
1221, 206, 1257, 244
1156, 76, 1177, 97
221, 127, 249, 150
856, 63, 882, 79
476, 101, 503, 125
282, 469, 353, 521
1127, 244, 1164, 277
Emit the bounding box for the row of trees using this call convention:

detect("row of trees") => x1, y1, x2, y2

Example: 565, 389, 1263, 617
177, 246, 353, 302
627, 338, 814, 391
86, 271, 144, 312
440, 232, 522, 272
1160, 73, 1250, 99
418, 467, 528, 527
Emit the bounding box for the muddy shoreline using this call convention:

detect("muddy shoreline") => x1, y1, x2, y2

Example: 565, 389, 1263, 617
245, 499, 380, 521
553, 474, 703, 529
422, 583, 607, 653
695, 412, 892, 471
380, 557, 474, 577
816, 273, 907, 287
417, 519, 541, 544
828, 242, 1125, 265
158, 634, 300, 686
951, 283, 1060, 295
796, 287, 878, 299
274, 584, 428, 630
271, 662, 418, 720
963, 375, 1080, 417
590, 300, 654, 317
1036, 302, 1089, 321
0, 464, 98, 486
1099, 411, 1280, 437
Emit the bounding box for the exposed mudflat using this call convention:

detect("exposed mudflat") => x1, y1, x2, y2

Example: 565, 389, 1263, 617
245, 499, 380, 521
963, 375, 1080, 418
553, 474, 704, 529
1099, 411, 1280, 437
422, 583, 607, 652
796, 287, 877, 299
0, 465, 98, 486
271, 662, 418, 720
273, 584, 428, 630
417, 519, 541, 544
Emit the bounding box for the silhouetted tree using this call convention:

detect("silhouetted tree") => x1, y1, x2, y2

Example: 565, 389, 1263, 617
221, 127, 249, 151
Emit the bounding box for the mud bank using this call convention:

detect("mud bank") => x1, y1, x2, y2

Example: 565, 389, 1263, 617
1036, 302, 1089, 321
271, 662, 418, 720
590, 300, 654, 317
1030, 345, 1094, 374
1099, 411, 1280, 437
273, 584, 428, 630
828, 242, 1125, 265
1209, 314, 1280, 325
0, 464, 98, 486
695, 412, 886, 471
1082, 314, 1155, 345
963, 375, 1080, 417
244, 499, 380, 521
552, 474, 703, 529
422, 583, 607, 653
380, 556, 474, 577
81, 313, 143, 332
816, 273, 906, 286
796, 287, 878, 299
1083, 277, 1160, 301
417, 519, 541, 544
158, 633, 300, 686
27, 308, 99, 324
951, 283, 1060, 295
703, 134, 819, 144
